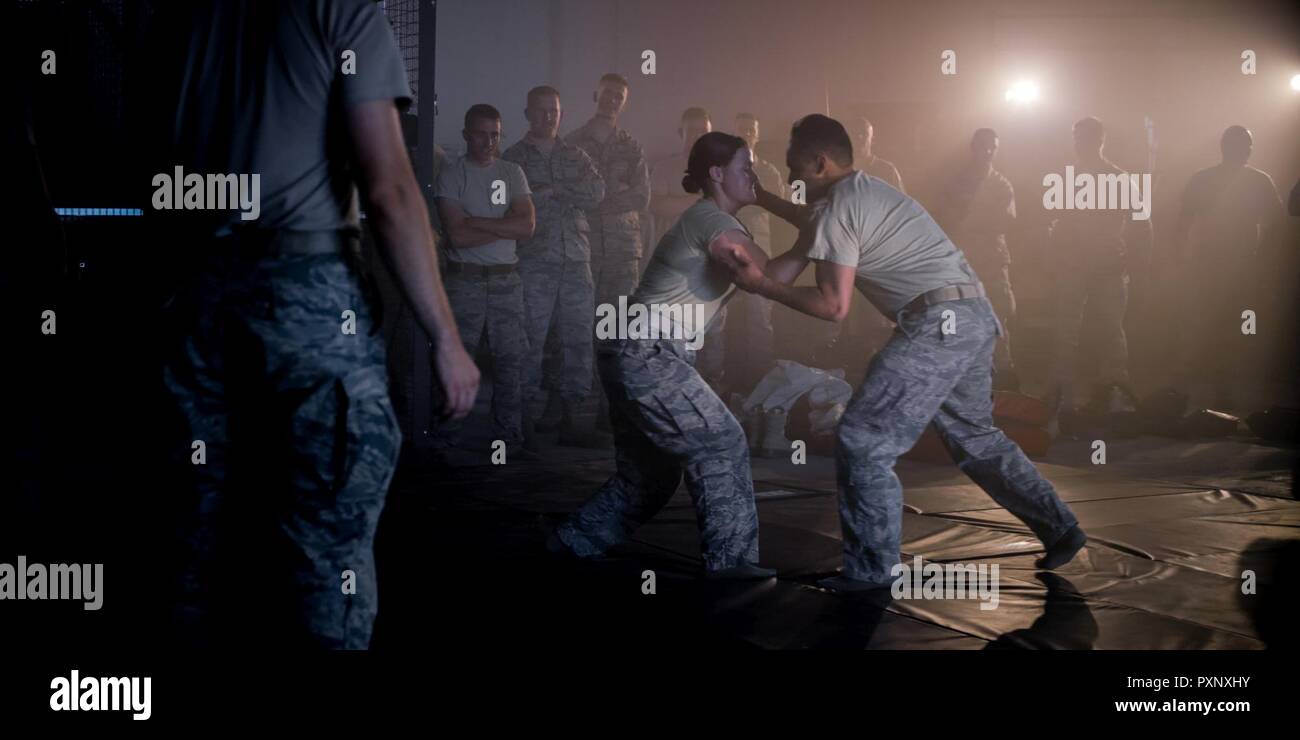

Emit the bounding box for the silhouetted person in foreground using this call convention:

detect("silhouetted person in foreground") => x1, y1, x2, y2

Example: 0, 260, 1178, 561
146, 0, 478, 649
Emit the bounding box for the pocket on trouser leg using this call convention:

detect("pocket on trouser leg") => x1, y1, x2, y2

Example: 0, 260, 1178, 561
284, 363, 401, 648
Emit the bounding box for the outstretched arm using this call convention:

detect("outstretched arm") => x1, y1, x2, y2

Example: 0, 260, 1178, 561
755, 261, 855, 322
759, 229, 815, 286
755, 179, 811, 229
731, 239, 855, 322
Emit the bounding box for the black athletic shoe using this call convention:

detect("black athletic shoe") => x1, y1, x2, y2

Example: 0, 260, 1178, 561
704, 563, 777, 580
816, 574, 894, 592
1036, 525, 1087, 570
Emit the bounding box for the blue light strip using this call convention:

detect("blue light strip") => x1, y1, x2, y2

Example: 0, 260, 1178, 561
54, 207, 144, 217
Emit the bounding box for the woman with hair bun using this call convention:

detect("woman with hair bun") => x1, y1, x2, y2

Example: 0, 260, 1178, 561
548, 132, 776, 579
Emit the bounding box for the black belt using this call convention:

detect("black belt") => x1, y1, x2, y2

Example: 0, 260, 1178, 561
903, 282, 985, 312
446, 261, 516, 277
215, 227, 358, 257
203, 227, 380, 332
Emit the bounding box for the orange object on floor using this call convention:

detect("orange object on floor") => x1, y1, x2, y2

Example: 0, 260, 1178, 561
993, 391, 1052, 427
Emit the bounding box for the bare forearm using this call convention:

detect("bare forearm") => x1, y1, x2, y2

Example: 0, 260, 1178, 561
448, 223, 500, 248
765, 249, 810, 286
755, 276, 843, 322
757, 187, 808, 228
466, 214, 533, 241
368, 186, 462, 345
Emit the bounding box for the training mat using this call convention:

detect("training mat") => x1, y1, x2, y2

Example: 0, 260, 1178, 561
377, 435, 1297, 649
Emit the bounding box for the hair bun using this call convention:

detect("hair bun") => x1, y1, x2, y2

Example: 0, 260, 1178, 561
681, 174, 701, 194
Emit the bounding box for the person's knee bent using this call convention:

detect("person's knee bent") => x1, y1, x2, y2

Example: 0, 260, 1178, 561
837, 415, 909, 470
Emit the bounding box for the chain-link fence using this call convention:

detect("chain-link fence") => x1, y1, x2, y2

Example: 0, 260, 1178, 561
381, 0, 421, 107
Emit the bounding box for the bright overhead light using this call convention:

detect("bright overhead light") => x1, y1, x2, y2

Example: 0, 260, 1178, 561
1291, 73, 1300, 92
1005, 79, 1040, 104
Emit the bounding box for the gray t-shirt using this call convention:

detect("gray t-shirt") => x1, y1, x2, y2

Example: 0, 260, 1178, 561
436, 156, 532, 265
156, 0, 412, 236
632, 198, 747, 340
805, 171, 978, 316
862, 154, 905, 194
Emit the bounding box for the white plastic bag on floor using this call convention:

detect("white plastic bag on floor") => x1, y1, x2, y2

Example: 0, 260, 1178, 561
809, 402, 846, 436
743, 360, 853, 433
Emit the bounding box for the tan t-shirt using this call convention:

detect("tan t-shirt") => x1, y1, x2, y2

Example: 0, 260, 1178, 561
631, 198, 749, 342
805, 171, 978, 316
435, 155, 532, 265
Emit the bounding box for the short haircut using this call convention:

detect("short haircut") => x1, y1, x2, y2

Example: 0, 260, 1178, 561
1073, 116, 1105, 139
790, 114, 854, 168
598, 73, 629, 91
680, 106, 711, 125
465, 103, 501, 129
1221, 125, 1250, 143
527, 86, 561, 107
972, 127, 998, 143
735, 112, 759, 124
1220, 125, 1252, 155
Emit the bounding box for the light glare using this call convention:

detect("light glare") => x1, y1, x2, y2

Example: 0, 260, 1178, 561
1005, 79, 1040, 104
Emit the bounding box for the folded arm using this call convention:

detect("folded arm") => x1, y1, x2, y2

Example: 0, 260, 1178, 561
602, 155, 651, 214
467, 195, 535, 241
439, 199, 499, 248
